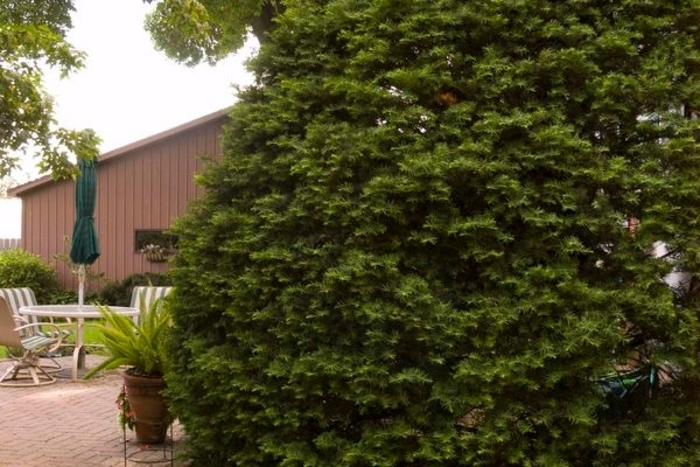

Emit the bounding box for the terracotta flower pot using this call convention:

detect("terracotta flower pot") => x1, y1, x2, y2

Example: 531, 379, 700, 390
121, 370, 169, 444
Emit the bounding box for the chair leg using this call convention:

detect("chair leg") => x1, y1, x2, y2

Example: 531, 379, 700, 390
0, 357, 56, 387
27, 366, 55, 385
0, 364, 19, 383
40, 356, 63, 374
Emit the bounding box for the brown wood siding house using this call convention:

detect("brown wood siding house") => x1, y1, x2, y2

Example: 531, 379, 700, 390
8, 109, 228, 292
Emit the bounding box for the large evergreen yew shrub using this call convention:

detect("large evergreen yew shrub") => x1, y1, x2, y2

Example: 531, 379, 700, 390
167, 1, 700, 464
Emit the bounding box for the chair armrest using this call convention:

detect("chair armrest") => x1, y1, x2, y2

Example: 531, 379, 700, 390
26, 319, 73, 336
49, 321, 74, 339
13, 315, 29, 327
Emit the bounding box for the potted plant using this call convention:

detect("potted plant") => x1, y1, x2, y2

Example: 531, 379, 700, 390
84, 296, 173, 444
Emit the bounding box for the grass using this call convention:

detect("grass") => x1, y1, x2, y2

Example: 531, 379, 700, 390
84, 322, 108, 354
60, 321, 108, 354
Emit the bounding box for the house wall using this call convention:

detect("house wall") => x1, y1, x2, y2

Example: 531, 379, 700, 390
17, 115, 225, 293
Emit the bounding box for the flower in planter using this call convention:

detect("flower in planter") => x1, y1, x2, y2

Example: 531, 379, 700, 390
140, 244, 169, 262
116, 384, 135, 431
140, 244, 168, 255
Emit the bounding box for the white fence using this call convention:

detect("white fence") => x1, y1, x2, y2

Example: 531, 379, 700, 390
0, 238, 20, 250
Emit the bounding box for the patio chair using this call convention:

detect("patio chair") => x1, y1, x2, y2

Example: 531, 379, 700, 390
0, 287, 40, 324
130, 286, 172, 314
1, 287, 61, 327
0, 287, 73, 331
0, 287, 70, 371
0, 297, 64, 386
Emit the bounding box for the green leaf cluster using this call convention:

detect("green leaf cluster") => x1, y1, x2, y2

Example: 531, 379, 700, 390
0, 248, 60, 302
98, 272, 173, 307
0, 1, 100, 178
84, 295, 172, 378
144, 0, 284, 65
168, 0, 700, 465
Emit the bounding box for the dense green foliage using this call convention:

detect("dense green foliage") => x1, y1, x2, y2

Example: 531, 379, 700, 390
144, 0, 283, 65
98, 272, 172, 306
0, 248, 59, 302
168, 1, 700, 465
0, 1, 100, 178
47, 289, 98, 305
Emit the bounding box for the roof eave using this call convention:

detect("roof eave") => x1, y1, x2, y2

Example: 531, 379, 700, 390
8, 107, 230, 198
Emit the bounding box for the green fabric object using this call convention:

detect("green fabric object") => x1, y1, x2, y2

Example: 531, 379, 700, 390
69, 158, 100, 265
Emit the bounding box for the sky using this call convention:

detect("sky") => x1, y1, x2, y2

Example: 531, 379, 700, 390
0, 0, 257, 238
42, 0, 257, 157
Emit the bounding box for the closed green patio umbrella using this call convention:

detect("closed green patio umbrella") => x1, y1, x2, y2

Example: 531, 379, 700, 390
69, 158, 100, 307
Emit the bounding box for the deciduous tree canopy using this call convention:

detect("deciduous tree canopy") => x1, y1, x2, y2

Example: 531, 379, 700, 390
0, 0, 99, 179
143, 0, 283, 66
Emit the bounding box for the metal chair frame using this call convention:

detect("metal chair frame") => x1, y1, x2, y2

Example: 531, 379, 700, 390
0, 297, 64, 387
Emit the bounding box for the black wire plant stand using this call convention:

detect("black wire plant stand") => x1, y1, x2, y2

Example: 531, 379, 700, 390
121, 405, 176, 466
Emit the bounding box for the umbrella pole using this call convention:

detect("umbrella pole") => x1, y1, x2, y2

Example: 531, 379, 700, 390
77, 264, 86, 308
75, 264, 87, 376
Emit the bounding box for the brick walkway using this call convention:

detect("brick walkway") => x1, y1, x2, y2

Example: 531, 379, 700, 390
0, 356, 187, 467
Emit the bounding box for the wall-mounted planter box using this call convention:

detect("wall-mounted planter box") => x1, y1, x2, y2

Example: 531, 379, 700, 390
143, 250, 168, 263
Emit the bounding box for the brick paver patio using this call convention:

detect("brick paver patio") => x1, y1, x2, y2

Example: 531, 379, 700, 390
0, 356, 187, 467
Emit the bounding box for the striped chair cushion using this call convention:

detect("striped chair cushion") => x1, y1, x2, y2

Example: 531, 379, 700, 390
0, 288, 39, 325
130, 286, 173, 310
21, 334, 59, 351
0, 287, 71, 339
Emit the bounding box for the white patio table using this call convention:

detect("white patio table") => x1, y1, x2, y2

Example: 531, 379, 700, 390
19, 305, 139, 381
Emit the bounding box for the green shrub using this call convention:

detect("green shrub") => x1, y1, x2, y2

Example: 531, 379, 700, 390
167, 1, 700, 466
98, 273, 172, 306
0, 248, 60, 303
47, 289, 99, 305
